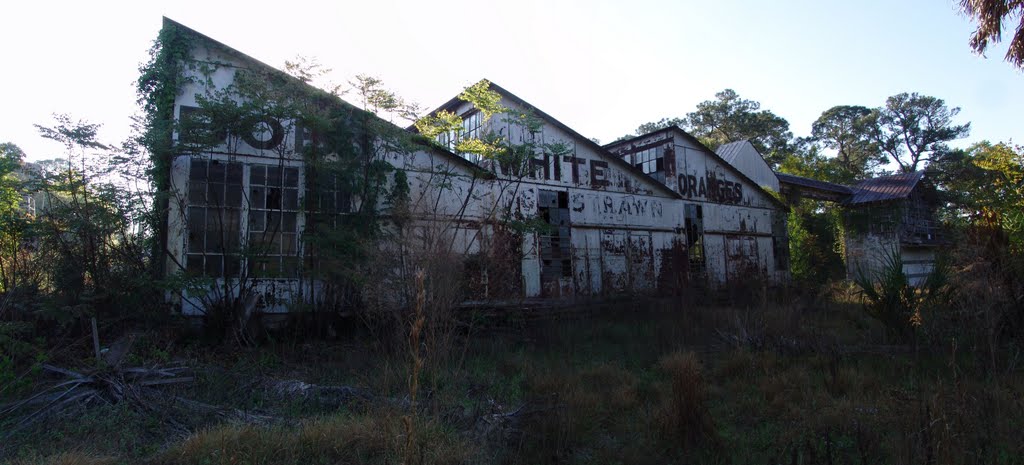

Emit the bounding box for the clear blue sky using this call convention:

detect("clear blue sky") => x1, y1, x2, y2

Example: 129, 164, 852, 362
2, 0, 1020, 162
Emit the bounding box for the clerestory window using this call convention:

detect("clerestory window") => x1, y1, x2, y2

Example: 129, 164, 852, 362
632, 146, 664, 174
434, 111, 485, 163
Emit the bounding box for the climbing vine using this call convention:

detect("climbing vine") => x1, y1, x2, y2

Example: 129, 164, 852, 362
135, 20, 577, 341
137, 20, 195, 193
136, 21, 196, 279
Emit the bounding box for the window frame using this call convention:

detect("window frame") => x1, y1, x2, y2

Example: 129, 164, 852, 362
630, 144, 665, 174
185, 157, 333, 280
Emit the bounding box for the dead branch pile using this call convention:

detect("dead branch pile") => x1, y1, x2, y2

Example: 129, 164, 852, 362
0, 363, 193, 438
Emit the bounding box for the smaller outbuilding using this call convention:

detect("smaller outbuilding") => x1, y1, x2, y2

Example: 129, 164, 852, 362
842, 171, 942, 285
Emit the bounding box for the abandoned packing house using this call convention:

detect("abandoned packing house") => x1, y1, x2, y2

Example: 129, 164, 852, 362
161, 19, 934, 315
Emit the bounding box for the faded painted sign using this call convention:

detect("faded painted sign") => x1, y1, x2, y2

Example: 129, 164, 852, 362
676, 171, 744, 204
570, 192, 665, 223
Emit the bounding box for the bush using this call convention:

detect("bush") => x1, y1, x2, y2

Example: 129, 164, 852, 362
933, 232, 1024, 373
853, 248, 947, 343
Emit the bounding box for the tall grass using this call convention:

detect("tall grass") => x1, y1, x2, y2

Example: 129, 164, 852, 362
149, 411, 470, 465
655, 351, 719, 450
9, 452, 115, 465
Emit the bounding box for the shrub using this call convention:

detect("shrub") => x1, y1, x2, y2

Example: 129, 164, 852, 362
853, 248, 947, 343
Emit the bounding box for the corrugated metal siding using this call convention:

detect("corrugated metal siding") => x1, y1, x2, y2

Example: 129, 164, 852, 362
846, 171, 924, 205
714, 140, 780, 192
716, 140, 746, 165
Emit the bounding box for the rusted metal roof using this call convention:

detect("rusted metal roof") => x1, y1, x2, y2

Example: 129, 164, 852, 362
846, 171, 925, 205
776, 173, 853, 195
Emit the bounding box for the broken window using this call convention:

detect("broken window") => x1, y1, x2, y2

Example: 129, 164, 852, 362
538, 190, 572, 293
186, 159, 244, 277
683, 204, 706, 277
772, 212, 789, 272
631, 145, 664, 174
248, 165, 301, 278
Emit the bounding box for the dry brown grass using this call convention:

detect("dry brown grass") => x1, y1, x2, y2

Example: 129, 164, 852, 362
149, 409, 471, 465
9, 453, 116, 465
512, 362, 641, 464
654, 351, 719, 449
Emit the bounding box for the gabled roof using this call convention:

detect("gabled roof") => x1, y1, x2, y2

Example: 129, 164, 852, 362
417, 81, 681, 199
161, 17, 488, 177
775, 173, 853, 195
715, 140, 751, 165
846, 171, 925, 205
606, 127, 788, 210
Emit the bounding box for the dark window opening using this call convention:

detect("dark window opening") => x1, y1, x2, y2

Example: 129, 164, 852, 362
684, 204, 706, 277
539, 190, 572, 288
631, 145, 665, 174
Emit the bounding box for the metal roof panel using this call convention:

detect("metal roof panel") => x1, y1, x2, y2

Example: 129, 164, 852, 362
846, 171, 924, 205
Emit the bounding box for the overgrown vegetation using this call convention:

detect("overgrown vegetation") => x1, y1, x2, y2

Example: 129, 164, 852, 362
3, 18, 1024, 465
853, 248, 948, 343
4, 289, 1023, 464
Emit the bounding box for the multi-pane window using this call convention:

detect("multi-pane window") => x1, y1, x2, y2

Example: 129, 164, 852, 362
434, 112, 484, 163
462, 112, 482, 141
301, 172, 353, 273
185, 159, 311, 279
248, 165, 301, 277
460, 112, 483, 163
632, 146, 663, 174
186, 160, 243, 277
436, 131, 453, 151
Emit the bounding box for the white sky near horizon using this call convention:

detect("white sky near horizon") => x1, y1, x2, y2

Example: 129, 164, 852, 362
1, 0, 1021, 163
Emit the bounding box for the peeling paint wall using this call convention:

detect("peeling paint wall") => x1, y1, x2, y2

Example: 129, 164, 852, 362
846, 232, 900, 280
165, 34, 792, 317
846, 228, 937, 287
605, 131, 787, 285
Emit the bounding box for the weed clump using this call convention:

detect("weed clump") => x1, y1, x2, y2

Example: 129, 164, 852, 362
655, 351, 719, 450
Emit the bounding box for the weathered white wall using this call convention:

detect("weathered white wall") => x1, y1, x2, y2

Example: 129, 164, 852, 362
165, 31, 790, 317
606, 130, 787, 284
901, 246, 936, 286
845, 233, 938, 286
845, 232, 900, 280
397, 96, 685, 298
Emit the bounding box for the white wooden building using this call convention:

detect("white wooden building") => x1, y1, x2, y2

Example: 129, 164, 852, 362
156, 18, 789, 315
